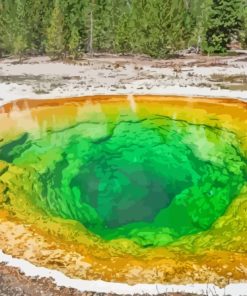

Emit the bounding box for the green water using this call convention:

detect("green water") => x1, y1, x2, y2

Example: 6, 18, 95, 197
0, 116, 246, 246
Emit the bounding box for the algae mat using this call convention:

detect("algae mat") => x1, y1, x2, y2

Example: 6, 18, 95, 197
0, 95, 247, 286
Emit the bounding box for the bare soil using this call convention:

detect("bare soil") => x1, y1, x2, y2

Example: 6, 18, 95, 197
0, 264, 201, 296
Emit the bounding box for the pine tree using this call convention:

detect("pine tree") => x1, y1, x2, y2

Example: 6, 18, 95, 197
0, 1, 21, 56
69, 26, 80, 58
188, 0, 212, 52
0, 0, 246, 58
116, 0, 192, 58
0, 1, 5, 57
46, 0, 65, 58
85, 0, 95, 54
115, 6, 133, 53
240, 3, 247, 48
0, 0, 29, 59
25, 0, 54, 54
92, 0, 128, 52
12, 0, 28, 59
205, 0, 244, 53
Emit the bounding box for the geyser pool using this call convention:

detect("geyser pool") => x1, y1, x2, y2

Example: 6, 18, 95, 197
0, 96, 246, 247
1, 95, 247, 284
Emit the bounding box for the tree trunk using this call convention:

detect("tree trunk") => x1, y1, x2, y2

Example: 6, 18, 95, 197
89, 10, 93, 55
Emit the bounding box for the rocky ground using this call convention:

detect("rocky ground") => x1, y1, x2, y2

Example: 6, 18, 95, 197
0, 52, 247, 103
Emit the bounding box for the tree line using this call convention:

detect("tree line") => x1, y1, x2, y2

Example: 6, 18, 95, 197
0, 0, 246, 59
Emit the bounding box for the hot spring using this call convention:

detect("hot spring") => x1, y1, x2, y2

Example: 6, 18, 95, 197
0, 95, 246, 247
1, 95, 247, 285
